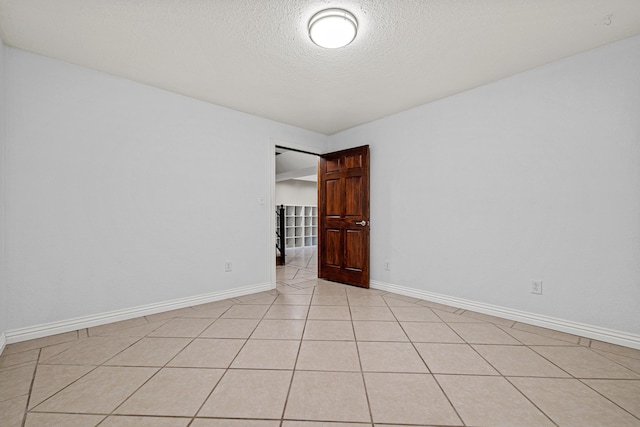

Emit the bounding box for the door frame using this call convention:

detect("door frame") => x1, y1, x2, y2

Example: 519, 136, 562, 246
269, 138, 324, 287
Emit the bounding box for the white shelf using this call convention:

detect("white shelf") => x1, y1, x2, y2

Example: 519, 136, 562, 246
277, 204, 318, 249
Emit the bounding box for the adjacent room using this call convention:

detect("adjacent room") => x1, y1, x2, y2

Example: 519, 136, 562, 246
1, 1, 639, 426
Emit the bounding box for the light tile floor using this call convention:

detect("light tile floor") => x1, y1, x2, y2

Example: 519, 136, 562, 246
1, 259, 640, 426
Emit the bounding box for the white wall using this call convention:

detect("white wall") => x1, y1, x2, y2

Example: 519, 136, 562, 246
0, 37, 7, 345
328, 35, 640, 335
3, 47, 326, 332
276, 180, 317, 206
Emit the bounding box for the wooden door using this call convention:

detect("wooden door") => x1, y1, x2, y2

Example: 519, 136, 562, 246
318, 145, 370, 288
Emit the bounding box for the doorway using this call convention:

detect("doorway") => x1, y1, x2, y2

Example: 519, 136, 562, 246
272, 144, 320, 286
269, 142, 370, 289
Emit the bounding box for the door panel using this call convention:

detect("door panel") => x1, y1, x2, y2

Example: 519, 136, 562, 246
326, 179, 342, 216
345, 176, 363, 216
325, 229, 342, 267
318, 145, 370, 288
345, 230, 365, 272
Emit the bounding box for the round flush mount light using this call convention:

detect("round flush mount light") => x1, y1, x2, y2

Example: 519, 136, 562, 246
308, 8, 358, 49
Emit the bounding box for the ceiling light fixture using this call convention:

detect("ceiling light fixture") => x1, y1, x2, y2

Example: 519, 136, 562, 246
308, 8, 358, 49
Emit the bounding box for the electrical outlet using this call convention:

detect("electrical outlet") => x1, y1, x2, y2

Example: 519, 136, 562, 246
384, 261, 391, 271
225, 261, 232, 272
531, 279, 542, 295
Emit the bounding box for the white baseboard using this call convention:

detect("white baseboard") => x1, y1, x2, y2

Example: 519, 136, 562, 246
371, 280, 640, 350
0, 332, 6, 356
3, 282, 275, 346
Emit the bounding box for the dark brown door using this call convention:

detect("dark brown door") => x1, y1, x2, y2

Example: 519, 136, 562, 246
318, 145, 370, 288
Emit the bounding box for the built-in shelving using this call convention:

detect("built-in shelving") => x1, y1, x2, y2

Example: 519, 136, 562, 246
276, 205, 317, 248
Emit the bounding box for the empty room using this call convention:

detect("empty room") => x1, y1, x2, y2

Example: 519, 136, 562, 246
1, 1, 640, 426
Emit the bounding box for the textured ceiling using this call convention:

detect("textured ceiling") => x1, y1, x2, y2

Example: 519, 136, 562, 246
1, 0, 639, 135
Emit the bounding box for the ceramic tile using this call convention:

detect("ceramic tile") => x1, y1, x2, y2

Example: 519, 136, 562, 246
296, 280, 321, 289
115, 368, 223, 417
87, 317, 148, 337
283, 423, 369, 427
415, 299, 458, 313
347, 295, 387, 306
511, 377, 640, 427
147, 318, 214, 337
231, 339, 299, 369
313, 285, 348, 296
40, 337, 139, 365
8, 282, 640, 427
383, 294, 421, 303
382, 297, 421, 307
308, 305, 351, 320
104, 337, 190, 366
235, 292, 277, 303
252, 319, 305, 339
2, 332, 78, 356
100, 415, 191, 426
0, 395, 28, 427
432, 310, 484, 323
437, 374, 554, 426
304, 320, 355, 341
33, 366, 157, 414
286, 371, 370, 422
364, 373, 460, 425
191, 300, 235, 311
311, 295, 349, 306
582, 379, 640, 418
590, 340, 640, 360
199, 318, 259, 338
473, 344, 571, 377
592, 349, 640, 374
400, 322, 464, 343
167, 338, 245, 368
276, 266, 300, 280
346, 287, 385, 297
496, 325, 578, 346
39, 341, 80, 361
350, 306, 395, 321
296, 341, 361, 372
274, 294, 313, 305
389, 306, 441, 322
192, 420, 280, 427
532, 346, 640, 378
276, 285, 315, 294
358, 342, 428, 373
0, 349, 39, 369
352, 321, 408, 342
24, 412, 105, 427
182, 306, 231, 319
145, 307, 198, 322
264, 304, 309, 320
220, 304, 270, 319
95, 320, 170, 337
512, 322, 580, 344
28, 364, 95, 409
0, 363, 36, 402
199, 369, 292, 419
414, 343, 498, 375
460, 310, 516, 326
447, 323, 521, 344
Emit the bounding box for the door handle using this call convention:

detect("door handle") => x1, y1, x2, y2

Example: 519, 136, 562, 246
355, 220, 367, 226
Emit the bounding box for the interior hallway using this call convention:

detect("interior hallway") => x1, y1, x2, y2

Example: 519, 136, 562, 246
1, 261, 639, 426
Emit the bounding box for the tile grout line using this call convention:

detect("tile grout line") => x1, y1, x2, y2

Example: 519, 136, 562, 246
278, 277, 315, 425
385, 296, 468, 427
190, 295, 278, 422
347, 291, 376, 426
576, 377, 640, 422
